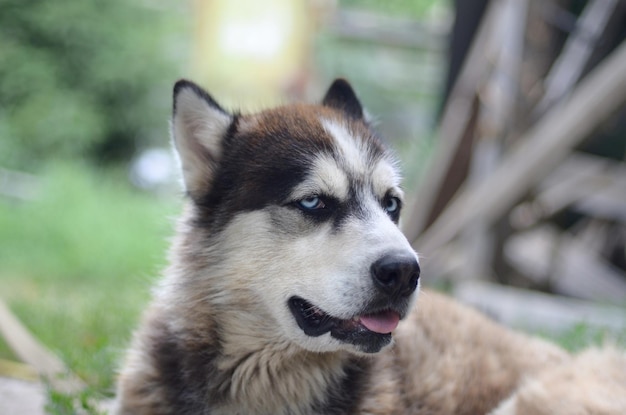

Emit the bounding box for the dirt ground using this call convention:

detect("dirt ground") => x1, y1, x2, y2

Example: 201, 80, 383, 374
0, 377, 46, 415
0, 377, 115, 414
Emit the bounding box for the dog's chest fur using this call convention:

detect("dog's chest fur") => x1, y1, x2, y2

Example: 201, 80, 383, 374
126, 303, 370, 415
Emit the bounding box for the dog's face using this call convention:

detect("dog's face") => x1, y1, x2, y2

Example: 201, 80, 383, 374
171, 79, 420, 354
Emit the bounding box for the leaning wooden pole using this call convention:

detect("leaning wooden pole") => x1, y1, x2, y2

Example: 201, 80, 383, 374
414, 39, 626, 256
0, 298, 85, 393
401, 1, 499, 243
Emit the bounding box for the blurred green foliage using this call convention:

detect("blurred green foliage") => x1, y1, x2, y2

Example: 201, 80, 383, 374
0, 0, 180, 170
46, 386, 106, 415
541, 322, 626, 353
0, 162, 179, 392
340, 0, 440, 18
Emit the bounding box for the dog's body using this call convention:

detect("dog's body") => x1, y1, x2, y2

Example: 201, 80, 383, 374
115, 79, 626, 415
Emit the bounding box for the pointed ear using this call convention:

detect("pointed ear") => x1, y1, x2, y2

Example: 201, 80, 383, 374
322, 78, 364, 120
171, 80, 232, 200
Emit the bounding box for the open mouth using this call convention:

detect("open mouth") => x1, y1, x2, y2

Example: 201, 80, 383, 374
288, 296, 403, 353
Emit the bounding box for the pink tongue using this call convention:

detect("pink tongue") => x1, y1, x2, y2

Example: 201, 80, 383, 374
359, 311, 400, 334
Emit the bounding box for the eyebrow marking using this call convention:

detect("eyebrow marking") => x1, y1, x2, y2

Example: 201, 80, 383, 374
371, 160, 403, 198
291, 154, 350, 201
321, 118, 369, 175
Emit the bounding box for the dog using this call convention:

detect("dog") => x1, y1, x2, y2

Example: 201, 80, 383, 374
114, 79, 626, 414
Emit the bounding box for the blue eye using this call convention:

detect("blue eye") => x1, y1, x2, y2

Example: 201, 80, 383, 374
298, 196, 326, 210
384, 196, 400, 214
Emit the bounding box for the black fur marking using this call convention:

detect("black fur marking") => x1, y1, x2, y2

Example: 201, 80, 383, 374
331, 326, 392, 354
322, 79, 364, 120
151, 322, 224, 414
197, 151, 314, 231
330, 186, 368, 232
315, 357, 371, 414
291, 194, 340, 223
173, 79, 230, 116
149, 317, 374, 414
194, 117, 336, 232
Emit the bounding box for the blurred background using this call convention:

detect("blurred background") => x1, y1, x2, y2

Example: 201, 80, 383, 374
0, 0, 625, 412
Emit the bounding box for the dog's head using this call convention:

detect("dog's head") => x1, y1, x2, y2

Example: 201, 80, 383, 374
170, 79, 419, 354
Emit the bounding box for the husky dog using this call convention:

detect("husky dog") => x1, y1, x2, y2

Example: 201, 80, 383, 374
115, 79, 626, 415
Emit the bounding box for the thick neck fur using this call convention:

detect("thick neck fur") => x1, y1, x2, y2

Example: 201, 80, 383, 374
215, 340, 353, 414
153, 208, 366, 415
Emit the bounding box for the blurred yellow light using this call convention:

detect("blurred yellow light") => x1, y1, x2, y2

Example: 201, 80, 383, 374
217, 8, 290, 59
192, 0, 309, 109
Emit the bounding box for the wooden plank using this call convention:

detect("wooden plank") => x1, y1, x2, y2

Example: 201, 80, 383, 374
413, 39, 626, 255
553, 230, 626, 303
533, 0, 618, 116
463, 0, 528, 279
0, 359, 39, 382
0, 299, 85, 393
504, 225, 558, 285
402, 1, 500, 242
510, 154, 626, 227
573, 180, 626, 222
453, 280, 626, 333
328, 8, 447, 51
505, 225, 626, 303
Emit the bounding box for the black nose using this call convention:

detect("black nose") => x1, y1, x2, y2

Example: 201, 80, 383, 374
371, 252, 420, 298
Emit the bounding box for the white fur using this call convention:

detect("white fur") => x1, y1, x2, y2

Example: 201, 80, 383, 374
171, 87, 232, 196
371, 159, 403, 197
291, 154, 350, 202
322, 118, 369, 175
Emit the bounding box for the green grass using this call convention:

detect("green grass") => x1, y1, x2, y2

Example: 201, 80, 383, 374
45, 386, 107, 415
340, 0, 441, 19
0, 162, 179, 394
540, 322, 626, 352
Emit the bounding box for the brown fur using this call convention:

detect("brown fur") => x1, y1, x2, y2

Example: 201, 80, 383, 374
358, 291, 570, 414
490, 347, 626, 415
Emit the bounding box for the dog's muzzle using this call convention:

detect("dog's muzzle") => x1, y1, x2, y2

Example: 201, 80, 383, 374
288, 251, 420, 353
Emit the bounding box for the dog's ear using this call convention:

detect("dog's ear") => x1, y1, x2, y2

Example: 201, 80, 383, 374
171, 80, 232, 199
322, 78, 364, 120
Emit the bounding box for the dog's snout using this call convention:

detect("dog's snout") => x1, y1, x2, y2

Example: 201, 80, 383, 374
371, 253, 420, 298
